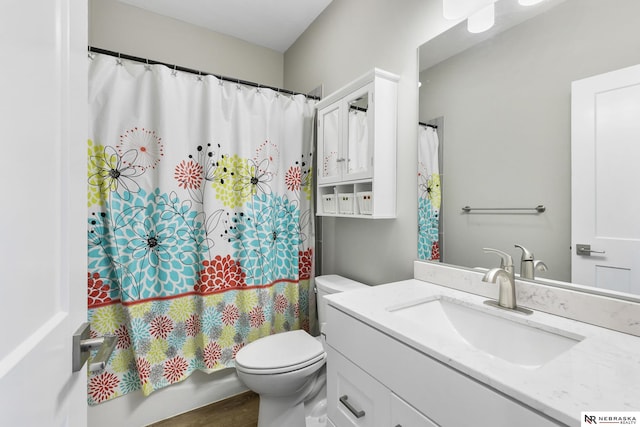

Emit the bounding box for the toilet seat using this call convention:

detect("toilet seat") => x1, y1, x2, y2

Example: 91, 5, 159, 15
235, 330, 326, 375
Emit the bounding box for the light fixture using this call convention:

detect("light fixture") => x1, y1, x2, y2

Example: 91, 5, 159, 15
443, 0, 497, 33
442, 0, 494, 20
519, 0, 545, 5
467, 2, 495, 33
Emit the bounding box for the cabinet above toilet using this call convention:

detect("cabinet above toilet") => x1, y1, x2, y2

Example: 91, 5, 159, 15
315, 68, 399, 218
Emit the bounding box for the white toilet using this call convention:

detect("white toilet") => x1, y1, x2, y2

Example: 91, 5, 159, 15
234, 274, 367, 427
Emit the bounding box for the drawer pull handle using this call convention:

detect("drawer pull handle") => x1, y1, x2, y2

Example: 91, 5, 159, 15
339, 395, 365, 418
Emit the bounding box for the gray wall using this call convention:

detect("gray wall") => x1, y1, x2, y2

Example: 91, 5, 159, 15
419, 0, 640, 282
89, 0, 284, 88
284, 0, 455, 285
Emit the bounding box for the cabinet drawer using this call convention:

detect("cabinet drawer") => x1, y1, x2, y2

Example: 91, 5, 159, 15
327, 346, 390, 427
391, 394, 438, 427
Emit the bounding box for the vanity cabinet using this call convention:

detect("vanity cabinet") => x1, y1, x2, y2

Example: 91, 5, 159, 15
326, 306, 564, 427
316, 69, 398, 218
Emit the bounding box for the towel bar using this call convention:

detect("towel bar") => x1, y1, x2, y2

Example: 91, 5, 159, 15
461, 205, 546, 213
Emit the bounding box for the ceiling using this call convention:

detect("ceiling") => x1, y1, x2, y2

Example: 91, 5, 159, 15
119, 0, 333, 53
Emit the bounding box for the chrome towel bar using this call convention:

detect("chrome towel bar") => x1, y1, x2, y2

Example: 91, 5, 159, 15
461, 205, 546, 213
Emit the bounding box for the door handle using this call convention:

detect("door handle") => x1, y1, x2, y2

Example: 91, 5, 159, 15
576, 244, 606, 256
72, 322, 117, 372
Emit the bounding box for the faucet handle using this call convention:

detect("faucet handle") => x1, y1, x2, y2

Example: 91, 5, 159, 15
514, 244, 534, 261
482, 248, 513, 268
533, 259, 548, 272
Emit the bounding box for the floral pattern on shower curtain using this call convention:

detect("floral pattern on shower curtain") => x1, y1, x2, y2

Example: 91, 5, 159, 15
86, 53, 316, 404
418, 125, 441, 260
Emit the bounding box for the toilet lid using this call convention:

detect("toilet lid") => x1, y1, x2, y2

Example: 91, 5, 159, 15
235, 330, 324, 372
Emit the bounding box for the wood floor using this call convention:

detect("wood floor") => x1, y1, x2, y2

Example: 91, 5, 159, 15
148, 391, 259, 427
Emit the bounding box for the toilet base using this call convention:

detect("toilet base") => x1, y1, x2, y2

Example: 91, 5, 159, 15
256, 394, 328, 427
305, 397, 328, 427
257, 395, 306, 427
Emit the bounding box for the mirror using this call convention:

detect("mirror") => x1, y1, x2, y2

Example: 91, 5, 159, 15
320, 105, 340, 180
418, 0, 640, 294
347, 93, 370, 175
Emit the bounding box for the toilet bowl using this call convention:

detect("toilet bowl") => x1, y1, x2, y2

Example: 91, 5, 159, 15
234, 275, 367, 427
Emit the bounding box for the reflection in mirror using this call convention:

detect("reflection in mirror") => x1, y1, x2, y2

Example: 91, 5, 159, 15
321, 106, 340, 181
347, 93, 369, 175
418, 122, 442, 261
418, 0, 640, 296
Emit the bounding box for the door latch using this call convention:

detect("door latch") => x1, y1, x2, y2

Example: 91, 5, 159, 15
72, 322, 117, 372
576, 244, 606, 257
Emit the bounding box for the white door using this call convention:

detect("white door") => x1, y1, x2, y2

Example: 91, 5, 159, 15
0, 1, 88, 426
571, 64, 640, 294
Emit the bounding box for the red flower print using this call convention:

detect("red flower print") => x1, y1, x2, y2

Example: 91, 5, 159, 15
174, 159, 203, 189
114, 325, 131, 350
222, 304, 240, 326
204, 342, 222, 369
431, 241, 440, 261
274, 294, 288, 314
118, 127, 164, 169
150, 315, 174, 340
164, 356, 188, 383
285, 165, 301, 191
298, 248, 313, 280
195, 255, 247, 294
89, 371, 120, 403
232, 343, 244, 359
294, 303, 300, 319
185, 314, 201, 337
88, 272, 111, 308
249, 306, 265, 328
136, 358, 151, 383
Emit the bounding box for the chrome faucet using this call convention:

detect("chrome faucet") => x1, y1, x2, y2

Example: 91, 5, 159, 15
482, 248, 517, 309
514, 244, 548, 280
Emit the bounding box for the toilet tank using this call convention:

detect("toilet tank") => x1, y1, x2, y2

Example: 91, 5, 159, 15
315, 275, 367, 333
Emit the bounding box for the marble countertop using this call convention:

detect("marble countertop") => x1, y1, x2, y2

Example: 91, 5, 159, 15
326, 279, 640, 426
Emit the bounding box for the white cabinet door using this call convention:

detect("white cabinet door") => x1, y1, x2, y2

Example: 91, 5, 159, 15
0, 1, 88, 426
327, 346, 390, 427
317, 83, 373, 185
571, 64, 640, 293
344, 83, 373, 182
318, 103, 343, 184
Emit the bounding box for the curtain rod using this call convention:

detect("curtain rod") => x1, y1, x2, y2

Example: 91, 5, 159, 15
88, 46, 320, 100
419, 122, 438, 129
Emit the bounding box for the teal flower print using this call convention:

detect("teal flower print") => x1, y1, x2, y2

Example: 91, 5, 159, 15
228, 193, 300, 285
418, 197, 439, 260
106, 188, 207, 300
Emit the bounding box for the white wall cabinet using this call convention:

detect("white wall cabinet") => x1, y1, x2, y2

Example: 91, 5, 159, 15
326, 306, 565, 427
316, 69, 398, 218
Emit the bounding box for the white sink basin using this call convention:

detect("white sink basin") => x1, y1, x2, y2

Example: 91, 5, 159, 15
388, 296, 583, 367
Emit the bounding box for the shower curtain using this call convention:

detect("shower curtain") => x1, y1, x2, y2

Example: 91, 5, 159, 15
87, 53, 316, 404
418, 125, 441, 260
